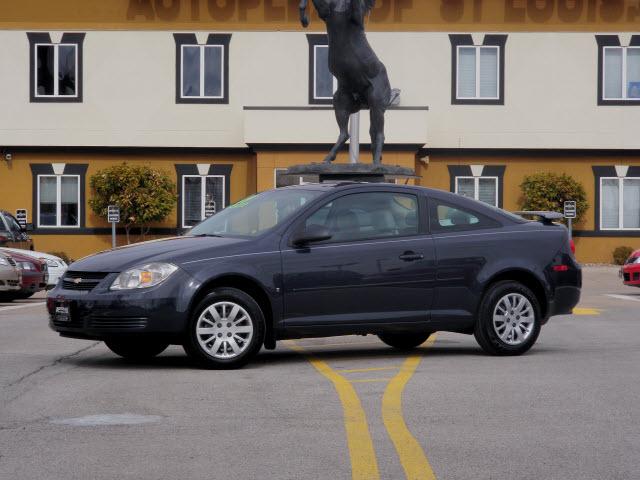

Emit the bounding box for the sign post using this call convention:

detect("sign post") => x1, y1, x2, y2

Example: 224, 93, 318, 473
107, 205, 120, 249
15, 209, 28, 229
564, 200, 577, 238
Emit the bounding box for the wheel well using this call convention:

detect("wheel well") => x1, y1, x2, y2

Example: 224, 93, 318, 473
189, 275, 274, 345
484, 270, 548, 319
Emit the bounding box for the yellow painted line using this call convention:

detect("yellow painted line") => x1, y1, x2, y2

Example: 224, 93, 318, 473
351, 377, 393, 384
382, 335, 438, 480
572, 308, 601, 315
340, 366, 399, 374
287, 341, 380, 480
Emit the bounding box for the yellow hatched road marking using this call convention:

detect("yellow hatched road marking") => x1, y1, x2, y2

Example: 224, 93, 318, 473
340, 366, 400, 374
382, 334, 438, 480
351, 377, 394, 384
573, 308, 601, 315
287, 342, 380, 480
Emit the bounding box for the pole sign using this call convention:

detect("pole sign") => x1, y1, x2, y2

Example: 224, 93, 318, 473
15, 209, 28, 228
563, 201, 577, 219
107, 205, 120, 223
107, 205, 120, 249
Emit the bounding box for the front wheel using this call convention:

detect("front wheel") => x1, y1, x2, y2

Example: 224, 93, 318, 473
378, 331, 433, 350
183, 288, 265, 369
474, 281, 541, 356
105, 339, 169, 360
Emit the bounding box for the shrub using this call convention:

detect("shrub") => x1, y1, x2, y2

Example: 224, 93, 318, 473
89, 163, 177, 244
613, 246, 634, 265
47, 251, 73, 265
519, 172, 588, 224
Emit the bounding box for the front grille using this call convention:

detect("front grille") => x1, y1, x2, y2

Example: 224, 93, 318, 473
7, 280, 19, 287
62, 271, 109, 292
89, 316, 148, 330
624, 273, 631, 281
634, 272, 640, 281
6, 256, 16, 267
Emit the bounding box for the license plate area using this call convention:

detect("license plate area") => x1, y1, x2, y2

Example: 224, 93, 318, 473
54, 302, 71, 323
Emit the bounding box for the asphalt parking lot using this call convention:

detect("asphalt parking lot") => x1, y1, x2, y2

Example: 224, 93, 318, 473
1, 266, 639, 480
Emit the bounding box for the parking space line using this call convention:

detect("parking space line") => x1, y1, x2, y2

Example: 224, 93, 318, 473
0, 302, 46, 313
287, 342, 380, 480
606, 294, 640, 303
340, 366, 399, 374
572, 308, 601, 315
382, 335, 438, 480
351, 377, 394, 384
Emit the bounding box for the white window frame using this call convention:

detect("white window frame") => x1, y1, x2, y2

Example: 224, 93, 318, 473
599, 176, 640, 231
602, 46, 640, 101
180, 44, 224, 100
455, 45, 500, 100
181, 174, 226, 229
313, 44, 337, 101
455, 176, 499, 206
36, 174, 81, 228
34, 43, 79, 98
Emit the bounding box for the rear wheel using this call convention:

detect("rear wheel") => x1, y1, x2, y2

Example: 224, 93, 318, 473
378, 331, 433, 350
474, 281, 541, 356
105, 339, 169, 360
183, 288, 265, 369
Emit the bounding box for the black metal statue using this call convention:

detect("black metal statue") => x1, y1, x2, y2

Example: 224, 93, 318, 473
300, 0, 398, 164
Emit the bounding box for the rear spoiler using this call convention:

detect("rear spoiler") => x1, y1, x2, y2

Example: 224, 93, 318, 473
513, 211, 564, 225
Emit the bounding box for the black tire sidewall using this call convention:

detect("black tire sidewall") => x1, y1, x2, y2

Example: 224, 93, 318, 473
475, 281, 541, 356
184, 288, 265, 369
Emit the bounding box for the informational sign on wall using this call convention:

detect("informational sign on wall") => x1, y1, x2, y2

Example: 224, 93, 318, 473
15, 209, 28, 228
204, 201, 216, 218
563, 201, 577, 219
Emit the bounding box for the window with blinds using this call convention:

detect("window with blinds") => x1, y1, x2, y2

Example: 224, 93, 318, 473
182, 175, 225, 228
603, 47, 640, 101
455, 177, 498, 207
456, 46, 499, 100
600, 177, 640, 230
37, 175, 80, 227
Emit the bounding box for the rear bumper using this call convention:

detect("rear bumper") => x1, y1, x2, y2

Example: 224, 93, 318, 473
548, 285, 581, 317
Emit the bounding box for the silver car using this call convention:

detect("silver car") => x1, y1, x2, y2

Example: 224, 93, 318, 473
0, 252, 21, 300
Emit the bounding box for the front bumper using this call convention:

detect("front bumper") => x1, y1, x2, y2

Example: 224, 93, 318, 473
622, 264, 640, 286
47, 269, 199, 340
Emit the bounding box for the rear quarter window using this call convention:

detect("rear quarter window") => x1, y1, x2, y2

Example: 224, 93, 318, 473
429, 200, 501, 233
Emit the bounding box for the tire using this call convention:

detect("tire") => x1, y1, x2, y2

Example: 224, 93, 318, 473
474, 280, 541, 356
13, 292, 35, 300
183, 288, 265, 369
378, 331, 433, 350
0, 293, 18, 302
105, 339, 169, 360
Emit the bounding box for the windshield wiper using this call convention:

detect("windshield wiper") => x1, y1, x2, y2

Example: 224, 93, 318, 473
190, 233, 224, 238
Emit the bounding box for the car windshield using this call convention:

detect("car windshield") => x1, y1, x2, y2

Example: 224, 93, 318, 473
189, 188, 322, 238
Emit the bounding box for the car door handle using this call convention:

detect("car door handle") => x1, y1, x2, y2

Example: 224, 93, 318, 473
399, 251, 424, 262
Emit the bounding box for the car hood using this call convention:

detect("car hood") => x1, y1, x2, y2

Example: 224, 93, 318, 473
69, 236, 250, 272
0, 248, 65, 265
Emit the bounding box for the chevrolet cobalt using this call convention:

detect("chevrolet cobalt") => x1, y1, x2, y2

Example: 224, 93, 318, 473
48, 183, 581, 368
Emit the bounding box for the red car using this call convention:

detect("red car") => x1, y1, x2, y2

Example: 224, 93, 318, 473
5, 251, 48, 300
621, 249, 640, 287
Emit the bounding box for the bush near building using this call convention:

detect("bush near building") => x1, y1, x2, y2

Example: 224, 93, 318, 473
613, 246, 634, 265
519, 172, 588, 224
89, 163, 177, 244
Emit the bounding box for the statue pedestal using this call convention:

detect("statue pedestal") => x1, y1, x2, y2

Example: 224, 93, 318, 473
285, 163, 417, 184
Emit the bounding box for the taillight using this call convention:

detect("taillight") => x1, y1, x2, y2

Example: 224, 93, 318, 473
569, 239, 575, 255
553, 265, 569, 272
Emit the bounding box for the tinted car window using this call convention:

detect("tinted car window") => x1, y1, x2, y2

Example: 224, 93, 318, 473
430, 200, 500, 233
304, 192, 419, 243
5, 214, 22, 233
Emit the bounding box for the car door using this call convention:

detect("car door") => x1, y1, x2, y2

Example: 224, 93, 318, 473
281, 190, 436, 329
0, 213, 16, 248
428, 198, 503, 330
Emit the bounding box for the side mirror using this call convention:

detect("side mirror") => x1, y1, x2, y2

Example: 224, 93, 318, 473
291, 224, 332, 246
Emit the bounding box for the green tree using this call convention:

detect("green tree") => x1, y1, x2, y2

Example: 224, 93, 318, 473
89, 163, 177, 244
519, 172, 588, 224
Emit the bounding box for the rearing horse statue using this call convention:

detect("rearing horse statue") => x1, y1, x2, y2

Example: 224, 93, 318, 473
300, 0, 398, 164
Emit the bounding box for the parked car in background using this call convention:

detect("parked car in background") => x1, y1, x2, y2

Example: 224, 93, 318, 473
48, 183, 581, 369
0, 249, 67, 290
0, 252, 21, 301
0, 211, 33, 250
6, 250, 47, 300
621, 249, 640, 287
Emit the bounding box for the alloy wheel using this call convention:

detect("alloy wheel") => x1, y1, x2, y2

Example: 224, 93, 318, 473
196, 301, 254, 359
492, 293, 535, 346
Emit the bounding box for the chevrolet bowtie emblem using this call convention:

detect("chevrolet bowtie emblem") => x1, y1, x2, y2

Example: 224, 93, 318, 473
73, 278, 82, 284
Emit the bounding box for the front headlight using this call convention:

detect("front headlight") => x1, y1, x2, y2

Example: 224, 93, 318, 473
19, 261, 35, 271
44, 258, 60, 268
0, 257, 8, 266
110, 263, 178, 290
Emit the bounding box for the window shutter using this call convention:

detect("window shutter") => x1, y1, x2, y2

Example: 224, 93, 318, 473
601, 179, 620, 228
604, 49, 623, 99
457, 47, 477, 98
623, 178, 640, 228
479, 47, 498, 98
478, 178, 497, 206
